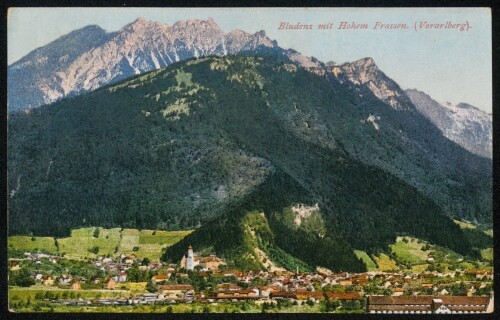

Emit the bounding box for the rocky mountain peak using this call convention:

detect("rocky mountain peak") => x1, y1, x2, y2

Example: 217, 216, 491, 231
332, 57, 378, 85
74, 24, 107, 35
10, 17, 283, 112
456, 102, 478, 110
254, 30, 277, 47
121, 17, 166, 34
330, 57, 412, 110
352, 57, 376, 68
405, 89, 492, 159
254, 30, 267, 37
172, 18, 222, 32
10, 24, 108, 67
130, 16, 148, 25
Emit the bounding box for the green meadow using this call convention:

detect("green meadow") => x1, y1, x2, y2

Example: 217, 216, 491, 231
9, 227, 193, 261
353, 250, 377, 271
389, 236, 429, 266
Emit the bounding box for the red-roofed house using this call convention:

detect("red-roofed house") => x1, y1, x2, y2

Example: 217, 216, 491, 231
151, 274, 169, 284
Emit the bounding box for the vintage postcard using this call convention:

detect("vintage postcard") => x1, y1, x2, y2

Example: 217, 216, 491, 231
6, 7, 493, 314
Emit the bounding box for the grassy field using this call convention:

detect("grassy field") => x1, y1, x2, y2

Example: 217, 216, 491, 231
480, 248, 493, 262
357, 235, 492, 274
373, 253, 398, 272
9, 236, 57, 253
120, 282, 148, 293
9, 286, 130, 303
389, 237, 429, 266
453, 219, 493, 238
9, 299, 344, 313
453, 219, 477, 230
409, 264, 429, 273
9, 227, 193, 261
384, 236, 494, 272
59, 228, 121, 260
353, 250, 377, 271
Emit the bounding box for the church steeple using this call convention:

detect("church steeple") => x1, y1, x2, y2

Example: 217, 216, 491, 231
186, 245, 194, 271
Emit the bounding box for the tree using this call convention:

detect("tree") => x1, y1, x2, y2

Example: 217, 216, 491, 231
93, 228, 100, 238
166, 306, 173, 313
88, 246, 99, 254
127, 266, 141, 282
10, 269, 35, 287
342, 299, 361, 311
323, 297, 340, 312
141, 257, 151, 266
146, 281, 156, 293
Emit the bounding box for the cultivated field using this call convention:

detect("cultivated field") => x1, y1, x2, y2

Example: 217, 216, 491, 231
9, 227, 193, 261
372, 254, 398, 272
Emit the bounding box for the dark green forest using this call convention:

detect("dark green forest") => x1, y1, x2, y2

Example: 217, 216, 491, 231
8, 55, 490, 270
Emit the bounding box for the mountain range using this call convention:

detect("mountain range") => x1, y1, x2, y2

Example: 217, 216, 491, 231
405, 89, 492, 159
8, 17, 322, 113
7, 18, 492, 271
8, 17, 491, 161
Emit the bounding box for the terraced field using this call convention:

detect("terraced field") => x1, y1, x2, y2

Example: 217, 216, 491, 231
9, 227, 193, 261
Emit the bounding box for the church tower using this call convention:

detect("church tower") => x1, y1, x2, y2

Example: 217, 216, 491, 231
186, 245, 194, 271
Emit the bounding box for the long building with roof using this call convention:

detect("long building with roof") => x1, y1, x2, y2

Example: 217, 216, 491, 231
367, 295, 493, 314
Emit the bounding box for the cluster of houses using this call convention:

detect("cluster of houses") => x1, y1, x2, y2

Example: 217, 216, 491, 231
9, 252, 60, 270
9, 247, 494, 313
49, 279, 494, 314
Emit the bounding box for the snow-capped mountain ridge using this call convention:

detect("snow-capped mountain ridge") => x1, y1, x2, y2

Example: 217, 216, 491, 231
406, 89, 492, 159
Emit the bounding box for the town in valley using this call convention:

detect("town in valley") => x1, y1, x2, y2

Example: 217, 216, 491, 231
8, 227, 493, 314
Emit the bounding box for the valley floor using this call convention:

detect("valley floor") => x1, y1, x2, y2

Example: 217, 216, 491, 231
8, 227, 493, 314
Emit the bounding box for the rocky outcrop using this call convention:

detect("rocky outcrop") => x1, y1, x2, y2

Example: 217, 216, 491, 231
331, 58, 414, 111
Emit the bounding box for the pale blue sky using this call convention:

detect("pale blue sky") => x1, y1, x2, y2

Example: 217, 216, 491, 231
8, 8, 492, 112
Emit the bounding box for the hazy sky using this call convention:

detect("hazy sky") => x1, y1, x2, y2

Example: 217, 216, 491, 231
8, 8, 492, 113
